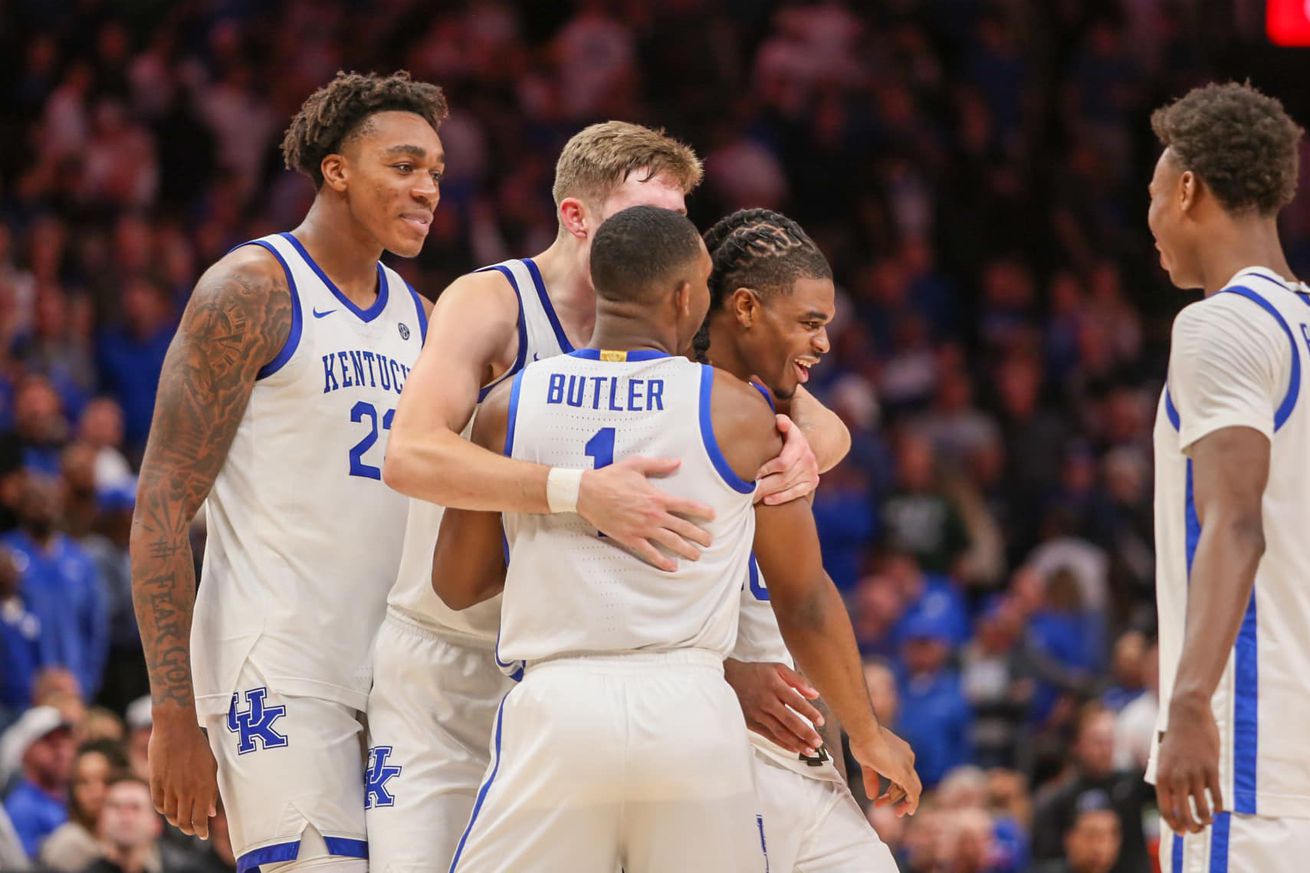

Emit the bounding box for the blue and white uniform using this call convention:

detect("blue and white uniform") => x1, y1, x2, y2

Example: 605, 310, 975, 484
194, 232, 426, 871
734, 566, 898, 872
365, 258, 574, 873
449, 351, 767, 873
1153, 267, 1310, 871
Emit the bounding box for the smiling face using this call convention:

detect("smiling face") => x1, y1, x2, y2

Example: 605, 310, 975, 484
1147, 148, 1202, 290
735, 276, 836, 400
331, 110, 445, 258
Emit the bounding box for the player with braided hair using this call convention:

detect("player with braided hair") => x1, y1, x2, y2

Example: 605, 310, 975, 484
132, 70, 446, 870
700, 208, 908, 872
369, 123, 829, 870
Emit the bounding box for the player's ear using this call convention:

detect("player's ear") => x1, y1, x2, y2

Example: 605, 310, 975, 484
1178, 169, 1198, 214
559, 197, 589, 240
321, 153, 349, 193
673, 280, 692, 319
730, 287, 760, 327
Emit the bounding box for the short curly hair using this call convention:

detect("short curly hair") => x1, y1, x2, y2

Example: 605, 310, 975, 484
281, 71, 448, 187
590, 206, 704, 304
1151, 81, 1303, 216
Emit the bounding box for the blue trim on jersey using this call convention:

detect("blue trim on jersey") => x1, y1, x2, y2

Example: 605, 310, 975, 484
699, 365, 755, 494
1222, 285, 1300, 430
503, 371, 525, 457
1233, 594, 1259, 813
568, 348, 670, 362
748, 554, 768, 601
1184, 460, 1200, 577
752, 381, 777, 412
405, 280, 428, 343
237, 839, 300, 873
1164, 388, 1180, 431
240, 240, 303, 381
1171, 831, 1184, 872
1209, 812, 1230, 872
449, 692, 511, 873
476, 264, 529, 403
524, 257, 574, 352
279, 232, 390, 323
322, 837, 368, 859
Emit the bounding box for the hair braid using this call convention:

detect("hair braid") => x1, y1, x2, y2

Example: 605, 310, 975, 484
694, 209, 832, 362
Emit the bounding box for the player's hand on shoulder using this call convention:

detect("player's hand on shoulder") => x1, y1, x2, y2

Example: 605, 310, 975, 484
577, 456, 715, 572
723, 659, 825, 756
755, 414, 820, 505
148, 706, 218, 840
850, 725, 921, 818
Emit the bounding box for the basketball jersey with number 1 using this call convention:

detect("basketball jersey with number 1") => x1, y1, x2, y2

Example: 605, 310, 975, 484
497, 350, 759, 668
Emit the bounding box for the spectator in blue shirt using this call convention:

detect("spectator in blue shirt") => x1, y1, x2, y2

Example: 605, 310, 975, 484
96, 275, 176, 456
885, 550, 971, 649
3, 475, 107, 700
0, 546, 50, 724
894, 610, 972, 788
0, 706, 75, 860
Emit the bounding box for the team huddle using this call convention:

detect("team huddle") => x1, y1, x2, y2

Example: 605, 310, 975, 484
128, 70, 1310, 873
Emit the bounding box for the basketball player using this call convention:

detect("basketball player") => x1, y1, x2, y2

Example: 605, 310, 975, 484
1146, 82, 1310, 870
698, 208, 899, 871
432, 205, 920, 873
367, 122, 826, 870
130, 71, 446, 871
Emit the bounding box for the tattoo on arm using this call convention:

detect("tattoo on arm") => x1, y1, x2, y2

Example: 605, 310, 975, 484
129, 260, 291, 708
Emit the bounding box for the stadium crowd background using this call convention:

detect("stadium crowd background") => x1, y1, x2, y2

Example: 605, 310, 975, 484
2, 1, 1309, 871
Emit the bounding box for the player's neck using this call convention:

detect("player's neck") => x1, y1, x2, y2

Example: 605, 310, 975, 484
588, 309, 677, 357
1198, 218, 1295, 295
290, 200, 386, 303
701, 316, 749, 381
532, 234, 597, 346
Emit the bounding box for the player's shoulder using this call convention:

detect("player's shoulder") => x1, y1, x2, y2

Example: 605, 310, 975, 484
189, 243, 292, 312
430, 264, 522, 328
707, 365, 779, 475
1174, 287, 1288, 346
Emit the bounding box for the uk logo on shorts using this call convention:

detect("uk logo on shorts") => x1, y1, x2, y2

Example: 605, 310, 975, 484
365, 746, 402, 809
226, 687, 289, 755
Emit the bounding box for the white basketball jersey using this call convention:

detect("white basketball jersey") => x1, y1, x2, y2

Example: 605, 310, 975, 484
386, 258, 575, 645
192, 232, 427, 716
1150, 266, 1310, 817
497, 351, 758, 667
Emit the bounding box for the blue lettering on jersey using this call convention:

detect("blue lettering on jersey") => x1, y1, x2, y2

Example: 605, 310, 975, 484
364, 746, 402, 809
226, 687, 288, 755
545, 373, 665, 412
321, 351, 411, 396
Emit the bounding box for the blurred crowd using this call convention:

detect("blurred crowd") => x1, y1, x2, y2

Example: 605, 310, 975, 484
2, 0, 1309, 871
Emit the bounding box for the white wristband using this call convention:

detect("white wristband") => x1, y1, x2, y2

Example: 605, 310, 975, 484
546, 467, 584, 514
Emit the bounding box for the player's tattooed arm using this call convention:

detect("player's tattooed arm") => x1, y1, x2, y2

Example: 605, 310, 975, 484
132, 249, 290, 710
130, 249, 289, 838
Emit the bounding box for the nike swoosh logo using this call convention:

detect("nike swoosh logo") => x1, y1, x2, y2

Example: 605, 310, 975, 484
312, 308, 336, 319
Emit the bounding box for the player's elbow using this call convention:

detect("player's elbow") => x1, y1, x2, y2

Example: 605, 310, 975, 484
772, 581, 829, 634
382, 433, 424, 497
1220, 512, 1266, 562
433, 580, 476, 611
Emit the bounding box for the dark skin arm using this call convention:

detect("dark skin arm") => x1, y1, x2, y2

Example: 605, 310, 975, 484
714, 370, 921, 815
780, 385, 850, 475
130, 246, 292, 840
1156, 425, 1268, 835
724, 384, 848, 756
431, 381, 511, 610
